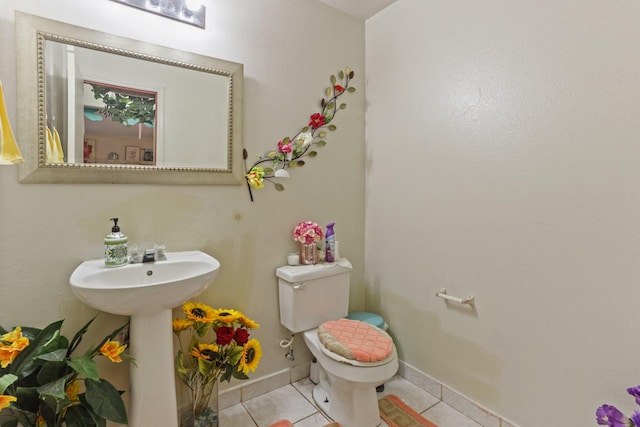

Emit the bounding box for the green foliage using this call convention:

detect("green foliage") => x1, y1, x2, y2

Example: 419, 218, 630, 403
90, 84, 156, 127
0, 317, 131, 427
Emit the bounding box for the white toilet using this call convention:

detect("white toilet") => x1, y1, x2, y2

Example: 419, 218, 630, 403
277, 259, 398, 427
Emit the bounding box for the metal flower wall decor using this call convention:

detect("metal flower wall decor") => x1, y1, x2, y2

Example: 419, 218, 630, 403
244, 67, 356, 201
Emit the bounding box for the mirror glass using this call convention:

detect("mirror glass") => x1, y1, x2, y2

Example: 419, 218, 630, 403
16, 12, 244, 185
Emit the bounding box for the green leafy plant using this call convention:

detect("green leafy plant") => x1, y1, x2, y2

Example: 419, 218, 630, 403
89, 83, 156, 127
0, 316, 133, 427
244, 67, 356, 201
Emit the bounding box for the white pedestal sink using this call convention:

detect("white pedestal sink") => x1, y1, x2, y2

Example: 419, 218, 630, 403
69, 250, 220, 427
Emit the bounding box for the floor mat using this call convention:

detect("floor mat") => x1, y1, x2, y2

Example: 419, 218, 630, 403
378, 394, 439, 427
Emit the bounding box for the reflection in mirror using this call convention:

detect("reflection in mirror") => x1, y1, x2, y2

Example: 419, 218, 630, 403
16, 12, 244, 185
83, 82, 157, 165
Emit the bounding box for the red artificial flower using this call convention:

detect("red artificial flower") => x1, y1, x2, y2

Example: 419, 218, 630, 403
216, 326, 234, 345
334, 84, 345, 95
234, 328, 250, 345
309, 113, 325, 129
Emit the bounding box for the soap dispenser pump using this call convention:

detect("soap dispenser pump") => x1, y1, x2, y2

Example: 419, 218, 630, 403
104, 218, 128, 267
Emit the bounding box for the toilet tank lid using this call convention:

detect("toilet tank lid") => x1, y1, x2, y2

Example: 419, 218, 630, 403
276, 258, 352, 282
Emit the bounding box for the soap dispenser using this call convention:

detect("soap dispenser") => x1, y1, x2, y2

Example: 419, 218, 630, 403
104, 218, 128, 267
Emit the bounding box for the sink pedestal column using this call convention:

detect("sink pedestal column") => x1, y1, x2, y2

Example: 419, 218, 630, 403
129, 309, 178, 427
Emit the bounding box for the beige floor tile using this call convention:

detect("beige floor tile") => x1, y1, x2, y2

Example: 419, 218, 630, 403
219, 402, 257, 427
223, 375, 489, 427
377, 375, 440, 414
293, 412, 332, 426
242, 384, 317, 427
422, 401, 483, 427
292, 377, 317, 406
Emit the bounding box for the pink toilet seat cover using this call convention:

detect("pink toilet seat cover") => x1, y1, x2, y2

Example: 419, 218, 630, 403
318, 318, 394, 363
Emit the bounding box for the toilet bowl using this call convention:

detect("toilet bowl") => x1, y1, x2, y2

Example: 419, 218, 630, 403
304, 327, 398, 426
276, 259, 399, 427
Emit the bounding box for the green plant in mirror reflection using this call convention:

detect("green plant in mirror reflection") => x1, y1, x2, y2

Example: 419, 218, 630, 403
89, 83, 156, 127
244, 67, 356, 201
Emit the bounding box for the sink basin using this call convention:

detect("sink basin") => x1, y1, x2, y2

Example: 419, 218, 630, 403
70, 250, 220, 315
69, 250, 220, 427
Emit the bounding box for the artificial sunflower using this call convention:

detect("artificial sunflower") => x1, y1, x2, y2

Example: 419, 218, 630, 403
172, 318, 194, 333
183, 302, 216, 324
238, 338, 262, 375
190, 343, 219, 361
239, 315, 260, 329
213, 308, 242, 324
173, 302, 261, 422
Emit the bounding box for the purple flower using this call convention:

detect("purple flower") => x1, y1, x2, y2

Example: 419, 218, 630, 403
630, 410, 640, 427
596, 404, 630, 426
628, 386, 640, 406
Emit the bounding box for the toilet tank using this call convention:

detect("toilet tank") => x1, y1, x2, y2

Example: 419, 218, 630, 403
276, 259, 352, 333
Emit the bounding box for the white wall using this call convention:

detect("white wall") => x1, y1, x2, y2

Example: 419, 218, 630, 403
366, 0, 640, 425
0, 0, 364, 417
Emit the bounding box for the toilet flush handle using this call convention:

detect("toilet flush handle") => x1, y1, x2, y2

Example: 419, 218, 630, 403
293, 282, 306, 290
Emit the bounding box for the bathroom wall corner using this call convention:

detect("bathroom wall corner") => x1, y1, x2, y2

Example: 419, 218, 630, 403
398, 361, 521, 427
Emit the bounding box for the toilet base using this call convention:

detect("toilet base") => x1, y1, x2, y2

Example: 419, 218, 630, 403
311, 383, 383, 427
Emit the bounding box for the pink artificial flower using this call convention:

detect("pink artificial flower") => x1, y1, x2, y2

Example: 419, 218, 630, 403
293, 221, 324, 244
277, 140, 292, 153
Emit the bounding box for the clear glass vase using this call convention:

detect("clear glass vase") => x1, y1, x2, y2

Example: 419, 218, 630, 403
179, 380, 219, 427
299, 242, 318, 265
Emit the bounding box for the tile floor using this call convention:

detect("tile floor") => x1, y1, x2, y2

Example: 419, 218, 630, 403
219, 375, 482, 427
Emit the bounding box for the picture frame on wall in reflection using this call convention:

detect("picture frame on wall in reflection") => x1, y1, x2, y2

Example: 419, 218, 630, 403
141, 148, 154, 164
125, 146, 140, 163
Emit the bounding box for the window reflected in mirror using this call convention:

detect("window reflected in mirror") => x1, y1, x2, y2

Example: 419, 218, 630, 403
43, 38, 231, 170
82, 82, 157, 165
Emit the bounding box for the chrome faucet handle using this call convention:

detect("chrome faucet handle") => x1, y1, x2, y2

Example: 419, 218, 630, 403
129, 244, 143, 264
154, 242, 167, 261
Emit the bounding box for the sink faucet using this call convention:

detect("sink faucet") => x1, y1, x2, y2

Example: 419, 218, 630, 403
130, 243, 167, 263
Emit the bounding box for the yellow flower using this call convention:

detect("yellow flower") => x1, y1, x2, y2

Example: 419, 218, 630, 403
213, 308, 242, 324
238, 339, 262, 375
239, 316, 260, 329
36, 415, 47, 427
172, 318, 194, 333
65, 380, 81, 402
1, 327, 23, 344
190, 343, 219, 361
100, 340, 127, 363
0, 327, 30, 368
183, 302, 216, 323
246, 167, 265, 189
0, 395, 17, 412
